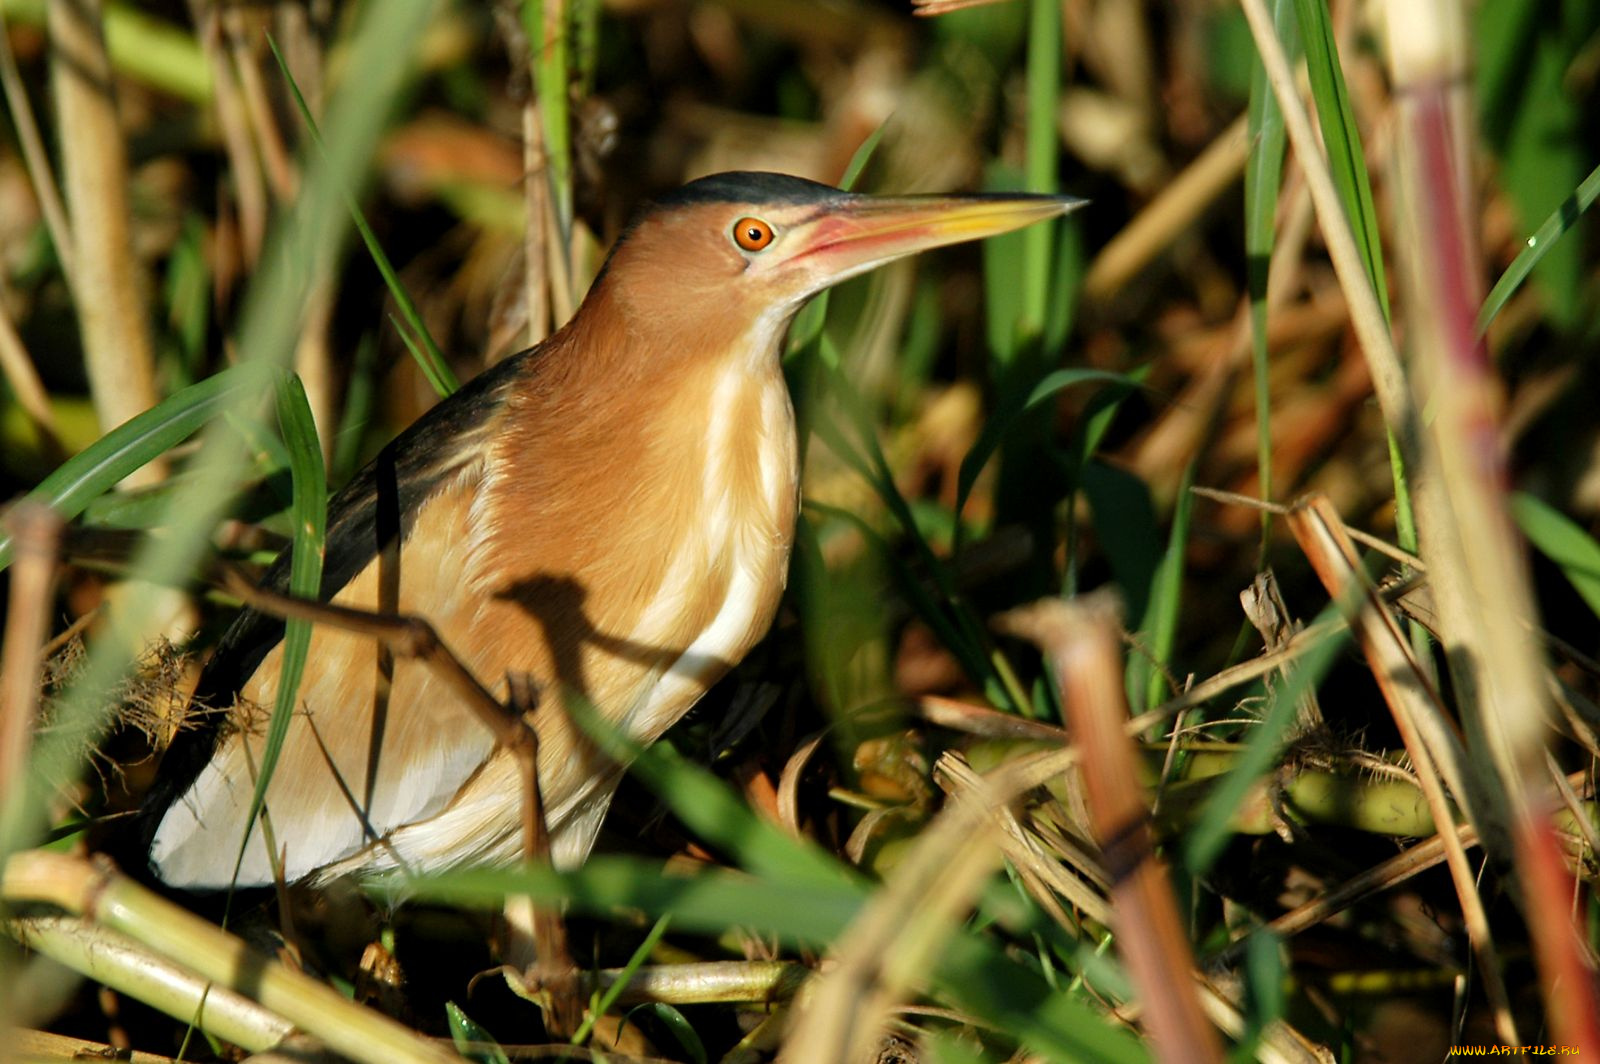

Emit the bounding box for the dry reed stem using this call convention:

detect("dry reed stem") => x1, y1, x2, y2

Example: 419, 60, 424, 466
1234, 0, 1414, 466
522, 97, 552, 347
222, 9, 297, 203
1, 851, 458, 1064
995, 594, 1224, 1064
1386, 2, 1600, 1050
1285, 495, 1519, 1046
0, 5, 75, 284
0, 504, 62, 841
48, 0, 162, 484
590, 961, 807, 1006
190, 0, 267, 265
7, 915, 293, 1051
0, 290, 62, 453
1083, 112, 1251, 301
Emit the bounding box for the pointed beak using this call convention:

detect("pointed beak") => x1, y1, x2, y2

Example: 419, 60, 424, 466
773, 191, 1087, 292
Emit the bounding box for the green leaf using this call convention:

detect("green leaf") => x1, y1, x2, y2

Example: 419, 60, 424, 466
445, 1002, 511, 1064
0, 363, 275, 572
1478, 159, 1600, 333
229, 374, 329, 886
572, 915, 671, 1047
1136, 458, 1197, 712
1183, 609, 1348, 875
1245, 0, 1297, 537
1476, 0, 1599, 330
1080, 460, 1161, 634
625, 1003, 707, 1064
1290, 0, 1388, 318
954, 368, 1137, 538
1512, 492, 1600, 621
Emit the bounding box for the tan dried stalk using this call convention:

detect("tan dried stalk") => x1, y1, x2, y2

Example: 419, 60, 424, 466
996, 594, 1223, 1064
48, 0, 162, 483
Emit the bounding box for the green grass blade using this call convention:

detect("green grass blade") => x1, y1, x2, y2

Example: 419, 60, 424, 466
1245, 0, 1295, 543
445, 1002, 511, 1064
1511, 492, 1600, 621
815, 364, 1029, 713
1287, 0, 1418, 560
1135, 458, 1197, 712
572, 915, 669, 1046
1291, 0, 1388, 318
228, 373, 328, 886
1020, 0, 1060, 341
1183, 608, 1347, 875
954, 368, 1136, 541
0, 363, 274, 571
785, 123, 886, 360
1478, 159, 1600, 333
525, 0, 573, 249
267, 36, 458, 398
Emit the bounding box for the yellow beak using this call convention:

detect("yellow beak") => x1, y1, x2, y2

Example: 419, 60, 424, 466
774, 191, 1088, 290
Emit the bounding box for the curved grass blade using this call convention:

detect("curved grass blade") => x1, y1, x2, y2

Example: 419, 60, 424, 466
3, 0, 439, 874
1511, 492, 1600, 621
228, 373, 328, 886
1478, 160, 1600, 334
1291, 0, 1387, 318
267, 36, 458, 398
445, 1002, 511, 1064
954, 368, 1137, 539
572, 914, 670, 1047
0, 362, 274, 571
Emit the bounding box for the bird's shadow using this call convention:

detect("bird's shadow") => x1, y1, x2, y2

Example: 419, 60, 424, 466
488, 573, 732, 715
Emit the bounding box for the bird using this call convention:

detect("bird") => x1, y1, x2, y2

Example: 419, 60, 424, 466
146, 171, 1083, 889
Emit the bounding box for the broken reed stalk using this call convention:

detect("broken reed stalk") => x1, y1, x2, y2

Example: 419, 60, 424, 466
995, 594, 1223, 1064
1384, 2, 1600, 1051
935, 753, 1327, 1064
1, 851, 457, 1064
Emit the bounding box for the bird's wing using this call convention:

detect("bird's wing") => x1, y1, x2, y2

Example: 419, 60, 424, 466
143, 350, 534, 880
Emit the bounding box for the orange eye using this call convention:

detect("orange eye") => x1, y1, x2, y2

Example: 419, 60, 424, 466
732, 217, 775, 252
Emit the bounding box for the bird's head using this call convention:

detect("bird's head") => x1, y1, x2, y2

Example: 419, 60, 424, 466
588, 171, 1085, 365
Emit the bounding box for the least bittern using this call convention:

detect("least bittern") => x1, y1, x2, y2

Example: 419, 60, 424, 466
148, 172, 1081, 887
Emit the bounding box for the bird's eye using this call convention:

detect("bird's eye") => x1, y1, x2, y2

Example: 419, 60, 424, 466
732, 217, 775, 252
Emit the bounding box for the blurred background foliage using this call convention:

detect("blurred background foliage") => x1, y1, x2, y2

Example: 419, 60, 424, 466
0, 0, 1598, 1061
